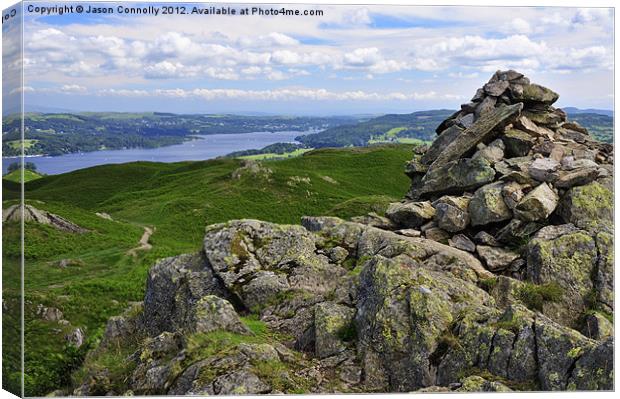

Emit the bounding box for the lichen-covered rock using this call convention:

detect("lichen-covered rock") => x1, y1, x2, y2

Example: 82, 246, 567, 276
457, 376, 512, 392
515, 115, 555, 139
410, 158, 496, 199
554, 167, 599, 189
65, 328, 85, 348
580, 312, 613, 341
483, 80, 510, 96
566, 338, 614, 390
429, 103, 523, 170
511, 83, 559, 104
143, 252, 232, 336
526, 230, 597, 328
433, 196, 470, 232
448, 234, 476, 253
349, 212, 395, 229
436, 305, 538, 386
593, 231, 614, 313
514, 182, 559, 221
385, 201, 436, 228
167, 343, 286, 395
194, 295, 252, 335
355, 254, 493, 391
476, 246, 520, 272
394, 228, 421, 237
501, 181, 526, 209
130, 332, 185, 394
421, 125, 464, 165
556, 181, 613, 231
36, 305, 64, 321
472, 139, 505, 164
495, 219, 542, 244
528, 158, 560, 182
101, 302, 145, 348
503, 129, 536, 157
532, 224, 579, 241
474, 231, 501, 247
469, 182, 513, 226
210, 369, 271, 395
314, 302, 355, 359
203, 219, 347, 313
424, 226, 451, 243
534, 316, 600, 391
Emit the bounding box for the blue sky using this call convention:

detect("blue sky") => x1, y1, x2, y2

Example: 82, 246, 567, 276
5, 2, 615, 114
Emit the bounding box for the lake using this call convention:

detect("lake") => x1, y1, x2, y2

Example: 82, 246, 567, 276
2, 130, 313, 175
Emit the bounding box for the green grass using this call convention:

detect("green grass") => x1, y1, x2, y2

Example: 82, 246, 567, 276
386, 126, 407, 137
3, 169, 44, 183
2, 143, 415, 396
516, 282, 564, 312
6, 139, 39, 149
238, 148, 313, 160
368, 137, 429, 145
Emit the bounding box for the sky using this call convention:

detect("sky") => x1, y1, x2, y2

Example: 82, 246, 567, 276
2, 2, 615, 115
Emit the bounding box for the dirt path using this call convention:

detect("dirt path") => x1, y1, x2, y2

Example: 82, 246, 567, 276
127, 226, 154, 256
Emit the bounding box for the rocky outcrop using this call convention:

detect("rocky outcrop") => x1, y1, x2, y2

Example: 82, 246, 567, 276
3, 204, 88, 233
74, 71, 613, 395
387, 70, 613, 327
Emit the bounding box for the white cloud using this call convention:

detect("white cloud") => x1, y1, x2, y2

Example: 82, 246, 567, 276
20, 4, 613, 105
571, 9, 612, 25
342, 8, 372, 26
94, 86, 463, 102
510, 18, 531, 34
60, 84, 87, 93
448, 72, 479, 79
98, 89, 150, 97
238, 32, 299, 48
144, 61, 186, 79
409, 34, 612, 74
9, 86, 36, 95
270, 50, 301, 65
343, 47, 381, 67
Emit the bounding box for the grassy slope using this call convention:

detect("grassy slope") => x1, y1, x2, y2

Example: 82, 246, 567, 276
238, 148, 314, 160
3, 169, 43, 183
2, 144, 413, 395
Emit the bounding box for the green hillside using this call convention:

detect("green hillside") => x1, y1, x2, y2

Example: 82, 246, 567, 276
2, 144, 414, 396
297, 109, 455, 147
2, 169, 44, 183
567, 112, 613, 143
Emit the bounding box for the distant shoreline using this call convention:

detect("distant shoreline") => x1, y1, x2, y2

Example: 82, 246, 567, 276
2, 130, 322, 160
2, 130, 317, 175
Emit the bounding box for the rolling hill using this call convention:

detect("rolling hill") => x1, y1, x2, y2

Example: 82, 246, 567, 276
296, 109, 456, 147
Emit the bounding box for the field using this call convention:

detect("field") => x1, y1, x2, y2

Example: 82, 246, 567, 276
1, 144, 414, 396
2, 169, 44, 183
238, 148, 314, 160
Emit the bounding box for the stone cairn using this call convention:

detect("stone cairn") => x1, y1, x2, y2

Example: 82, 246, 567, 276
385, 70, 613, 295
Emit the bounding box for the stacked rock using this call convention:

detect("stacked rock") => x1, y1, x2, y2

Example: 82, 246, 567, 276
385, 70, 613, 327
